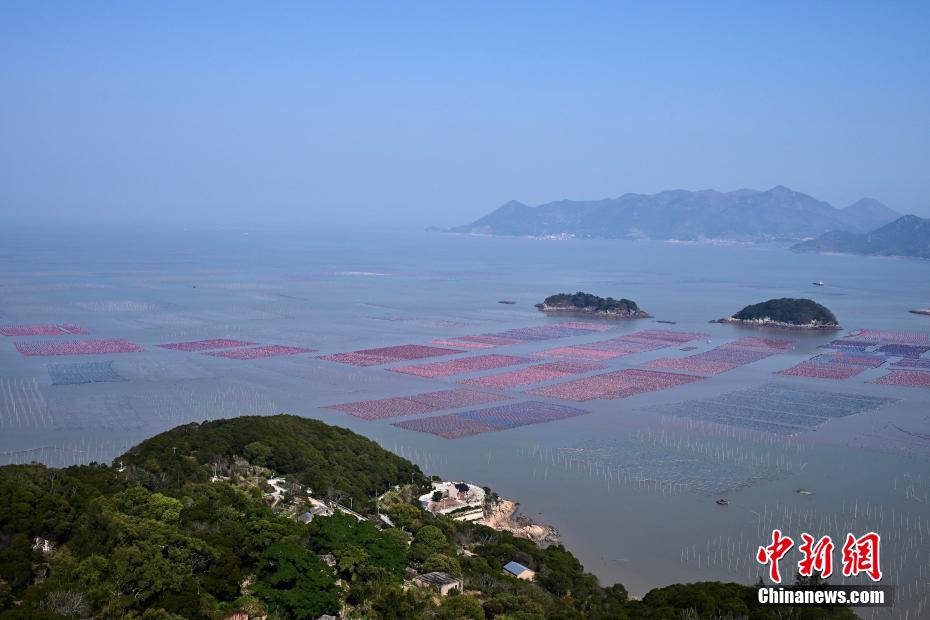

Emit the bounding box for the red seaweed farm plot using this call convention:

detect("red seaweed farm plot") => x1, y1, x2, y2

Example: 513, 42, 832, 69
158, 339, 257, 352
526, 368, 704, 401
870, 370, 930, 389
392, 401, 590, 438
776, 351, 887, 381
876, 344, 930, 359
389, 354, 534, 378
536, 329, 706, 360
391, 415, 500, 439
460, 361, 606, 389
324, 388, 510, 420
203, 345, 315, 360
15, 339, 143, 356
427, 321, 613, 350
892, 359, 930, 370
1, 324, 89, 336
850, 329, 930, 344
646, 336, 793, 376
319, 344, 463, 367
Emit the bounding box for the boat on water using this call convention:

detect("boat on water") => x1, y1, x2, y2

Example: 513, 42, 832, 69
715, 499, 729, 506
813, 281, 825, 286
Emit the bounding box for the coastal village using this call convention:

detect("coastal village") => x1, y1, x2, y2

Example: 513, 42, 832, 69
202, 455, 552, 617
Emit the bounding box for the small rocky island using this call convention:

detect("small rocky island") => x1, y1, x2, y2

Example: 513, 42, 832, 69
536, 291, 651, 318
717, 298, 840, 329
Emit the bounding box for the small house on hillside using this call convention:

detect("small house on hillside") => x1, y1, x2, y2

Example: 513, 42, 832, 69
454, 482, 470, 500
503, 561, 535, 581
413, 571, 463, 596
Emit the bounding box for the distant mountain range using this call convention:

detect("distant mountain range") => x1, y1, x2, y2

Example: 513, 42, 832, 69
792, 214, 930, 259
448, 186, 901, 242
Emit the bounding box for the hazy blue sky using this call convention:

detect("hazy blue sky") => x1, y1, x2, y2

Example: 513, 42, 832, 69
1, 1, 928, 226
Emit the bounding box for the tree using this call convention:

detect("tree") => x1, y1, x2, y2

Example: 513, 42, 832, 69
252, 541, 340, 620
243, 441, 273, 467
414, 525, 447, 551
431, 491, 444, 502
423, 553, 462, 578
0, 579, 11, 610
439, 593, 483, 619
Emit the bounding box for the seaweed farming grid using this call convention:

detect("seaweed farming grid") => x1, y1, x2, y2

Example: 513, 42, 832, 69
0, 323, 88, 336
648, 383, 897, 436
14, 338, 144, 356
324, 388, 511, 420
157, 338, 257, 352
459, 360, 607, 389
525, 368, 705, 401
534, 329, 708, 361
47, 361, 126, 385
203, 345, 316, 360
389, 354, 536, 378
0, 378, 52, 428
428, 321, 614, 350
319, 344, 464, 367
646, 336, 794, 376
522, 428, 805, 499
870, 370, 930, 389
392, 401, 589, 439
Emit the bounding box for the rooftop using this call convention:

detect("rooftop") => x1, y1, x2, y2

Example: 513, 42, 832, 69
504, 561, 531, 575
414, 571, 461, 586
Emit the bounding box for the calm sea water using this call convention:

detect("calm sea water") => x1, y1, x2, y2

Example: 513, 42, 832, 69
2, 225, 928, 617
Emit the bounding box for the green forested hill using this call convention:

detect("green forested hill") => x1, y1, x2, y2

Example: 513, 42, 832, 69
119, 415, 427, 510
0, 416, 855, 619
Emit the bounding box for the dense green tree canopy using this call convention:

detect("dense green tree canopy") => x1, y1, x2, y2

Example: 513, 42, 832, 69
732, 298, 839, 326
0, 416, 856, 619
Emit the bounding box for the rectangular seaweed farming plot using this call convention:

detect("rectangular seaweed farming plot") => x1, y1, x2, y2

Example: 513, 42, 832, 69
633, 330, 709, 344
891, 359, 930, 370
324, 388, 511, 420
818, 339, 875, 351
460, 401, 589, 427
650, 383, 897, 435
535, 346, 632, 360
0, 324, 89, 336
389, 354, 534, 378
47, 361, 127, 385
538, 330, 709, 360
876, 344, 930, 359
850, 329, 930, 344
870, 370, 930, 389
644, 357, 738, 375
460, 361, 607, 389
203, 345, 315, 360
527, 368, 704, 401
158, 339, 258, 352
775, 362, 868, 380
318, 344, 463, 366
646, 336, 794, 376
549, 321, 615, 332
725, 336, 795, 351
428, 339, 495, 350
392, 401, 590, 438
15, 339, 143, 356
392, 415, 502, 439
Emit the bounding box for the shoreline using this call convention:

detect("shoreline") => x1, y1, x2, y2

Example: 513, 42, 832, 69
712, 316, 842, 330
482, 498, 561, 547
536, 305, 652, 319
